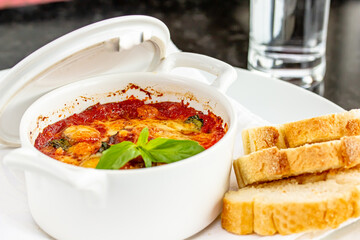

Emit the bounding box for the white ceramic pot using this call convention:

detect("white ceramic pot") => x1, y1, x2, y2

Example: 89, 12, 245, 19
3, 48, 238, 239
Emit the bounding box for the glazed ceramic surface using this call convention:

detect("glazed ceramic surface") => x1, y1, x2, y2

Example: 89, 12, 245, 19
4, 56, 238, 240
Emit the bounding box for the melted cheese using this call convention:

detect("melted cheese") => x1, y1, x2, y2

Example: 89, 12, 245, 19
63, 125, 100, 143
53, 119, 201, 167
80, 155, 101, 168
102, 119, 199, 141
36, 100, 226, 170
68, 142, 100, 158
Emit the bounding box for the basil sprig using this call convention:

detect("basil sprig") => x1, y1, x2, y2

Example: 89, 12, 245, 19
96, 127, 205, 169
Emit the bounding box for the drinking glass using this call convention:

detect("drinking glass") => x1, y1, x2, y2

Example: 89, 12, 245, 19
248, 0, 331, 89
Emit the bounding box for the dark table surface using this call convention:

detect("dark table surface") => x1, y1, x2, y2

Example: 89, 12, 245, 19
0, 0, 359, 110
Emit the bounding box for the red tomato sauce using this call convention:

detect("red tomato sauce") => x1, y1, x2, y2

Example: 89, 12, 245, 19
34, 98, 227, 169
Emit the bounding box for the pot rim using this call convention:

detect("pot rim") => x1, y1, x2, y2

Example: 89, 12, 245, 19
18, 71, 238, 175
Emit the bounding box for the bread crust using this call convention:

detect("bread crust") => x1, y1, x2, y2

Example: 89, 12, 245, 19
242, 126, 286, 155
242, 110, 360, 154
234, 136, 360, 188
221, 167, 360, 235
223, 110, 360, 236
221, 198, 253, 235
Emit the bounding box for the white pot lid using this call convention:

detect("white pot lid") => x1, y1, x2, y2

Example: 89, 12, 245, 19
0, 15, 170, 147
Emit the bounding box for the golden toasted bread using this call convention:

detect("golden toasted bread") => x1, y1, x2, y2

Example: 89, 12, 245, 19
222, 166, 360, 235
234, 135, 360, 188
242, 110, 360, 155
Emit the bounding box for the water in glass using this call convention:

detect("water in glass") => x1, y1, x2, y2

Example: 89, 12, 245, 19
248, 0, 330, 89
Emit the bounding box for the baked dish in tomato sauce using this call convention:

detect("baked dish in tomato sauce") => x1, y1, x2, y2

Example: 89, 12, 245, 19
34, 98, 227, 169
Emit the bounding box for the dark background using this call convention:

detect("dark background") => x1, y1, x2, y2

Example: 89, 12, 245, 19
0, 0, 359, 110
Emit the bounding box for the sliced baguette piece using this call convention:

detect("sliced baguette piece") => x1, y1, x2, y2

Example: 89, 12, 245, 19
242, 109, 360, 155
242, 125, 286, 155
234, 135, 360, 188
221, 166, 360, 235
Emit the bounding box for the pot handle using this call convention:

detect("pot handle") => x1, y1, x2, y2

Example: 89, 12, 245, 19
3, 148, 108, 207
155, 52, 237, 93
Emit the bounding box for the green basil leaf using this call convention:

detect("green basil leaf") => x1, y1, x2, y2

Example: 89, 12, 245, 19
137, 146, 155, 168
96, 141, 140, 169
95, 127, 205, 170
136, 127, 149, 147
144, 138, 205, 163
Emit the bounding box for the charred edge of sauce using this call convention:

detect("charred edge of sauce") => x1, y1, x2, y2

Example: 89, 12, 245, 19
35, 84, 187, 129
36, 115, 49, 130
116, 83, 164, 100
79, 96, 92, 102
